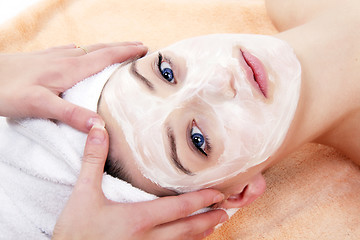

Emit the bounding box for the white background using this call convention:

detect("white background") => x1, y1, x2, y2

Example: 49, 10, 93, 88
0, 0, 41, 25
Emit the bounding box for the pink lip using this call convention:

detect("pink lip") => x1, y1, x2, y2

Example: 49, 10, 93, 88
239, 49, 268, 98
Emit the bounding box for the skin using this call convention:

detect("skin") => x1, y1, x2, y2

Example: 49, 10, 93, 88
99, 0, 360, 209
267, 0, 360, 164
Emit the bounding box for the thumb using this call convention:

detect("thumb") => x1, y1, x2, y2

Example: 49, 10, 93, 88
77, 123, 109, 191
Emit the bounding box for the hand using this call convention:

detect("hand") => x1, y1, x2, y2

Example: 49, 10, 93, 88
52, 123, 228, 240
0, 42, 147, 132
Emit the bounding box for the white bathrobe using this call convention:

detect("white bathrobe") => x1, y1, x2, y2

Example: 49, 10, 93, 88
0, 64, 157, 239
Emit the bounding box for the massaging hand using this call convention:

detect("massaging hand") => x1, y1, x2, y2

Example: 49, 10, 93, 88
53, 123, 228, 240
0, 42, 147, 132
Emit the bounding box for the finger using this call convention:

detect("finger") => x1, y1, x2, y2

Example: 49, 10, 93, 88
150, 209, 228, 240
197, 228, 215, 240
77, 123, 109, 191
36, 91, 103, 132
134, 189, 225, 226
82, 44, 148, 70
35, 44, 77, 54
39, 42, 143, 57
60, 45, 147, 86
47, 44, 77, 50
80, 41, 144, 53
67, 42, 144, 57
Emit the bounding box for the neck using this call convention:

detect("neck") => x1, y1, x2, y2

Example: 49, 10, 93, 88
271, 2, 360, 163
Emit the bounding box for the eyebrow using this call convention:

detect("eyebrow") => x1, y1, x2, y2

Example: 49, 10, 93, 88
167, 127, 194, 176
130, 61, 154, 90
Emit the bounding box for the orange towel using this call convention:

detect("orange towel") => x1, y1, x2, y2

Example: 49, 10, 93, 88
1, 0, 359, 239
0, 0, 276, 52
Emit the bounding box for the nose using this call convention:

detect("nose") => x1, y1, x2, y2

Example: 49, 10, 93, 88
222, 76, 237, 99
209, 69, 236, 100
197, 66, 237, 103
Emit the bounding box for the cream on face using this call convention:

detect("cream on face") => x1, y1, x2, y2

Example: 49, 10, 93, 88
103, 34, 301, 192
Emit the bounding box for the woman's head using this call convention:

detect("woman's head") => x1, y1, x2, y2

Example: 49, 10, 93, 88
99, 34, 301, 204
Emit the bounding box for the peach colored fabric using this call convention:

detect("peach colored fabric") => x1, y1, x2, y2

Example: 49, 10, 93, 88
1, 0, 359, 239
0, 0, 276, 52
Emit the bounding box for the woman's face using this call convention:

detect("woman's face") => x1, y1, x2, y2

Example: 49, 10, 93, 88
102, 34, 301, 193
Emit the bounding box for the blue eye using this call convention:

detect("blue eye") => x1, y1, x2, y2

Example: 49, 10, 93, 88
158, 53, 175, 83
191, 125, 207, 156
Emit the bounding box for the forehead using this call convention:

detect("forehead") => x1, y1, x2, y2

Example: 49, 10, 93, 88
161, 34, 237, 61
161, 34, 273, 58
165, 34, 246, 48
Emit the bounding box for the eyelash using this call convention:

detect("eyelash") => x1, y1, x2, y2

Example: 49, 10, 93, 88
190, 120, 211, 157
157, 53, 176, 84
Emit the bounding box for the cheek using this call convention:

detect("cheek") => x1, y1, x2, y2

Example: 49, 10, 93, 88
127, 163, 176, 196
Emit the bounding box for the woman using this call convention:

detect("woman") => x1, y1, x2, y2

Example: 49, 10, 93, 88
1, 0, 359, 239
58, 0, 360, 238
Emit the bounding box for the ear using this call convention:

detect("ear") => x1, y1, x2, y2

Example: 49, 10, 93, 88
219, 173, 266, 209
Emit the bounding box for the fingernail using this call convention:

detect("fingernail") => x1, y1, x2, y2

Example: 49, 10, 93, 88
219, 213, 229, 224
203, 228, 214, 238
132, 41, 143, 45
87, 117, 105, 130
213, 193, 225, 203
89, 124, 106, 144
136, 45, 148, 50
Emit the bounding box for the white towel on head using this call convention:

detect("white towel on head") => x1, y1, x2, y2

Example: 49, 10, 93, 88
0, 64, 156, 239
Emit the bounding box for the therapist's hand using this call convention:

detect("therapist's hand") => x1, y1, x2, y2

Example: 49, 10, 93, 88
0, 42, 147, 132
52, 123, 228, 240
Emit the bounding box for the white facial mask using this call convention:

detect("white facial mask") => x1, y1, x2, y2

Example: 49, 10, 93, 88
103, 34, 301, 192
